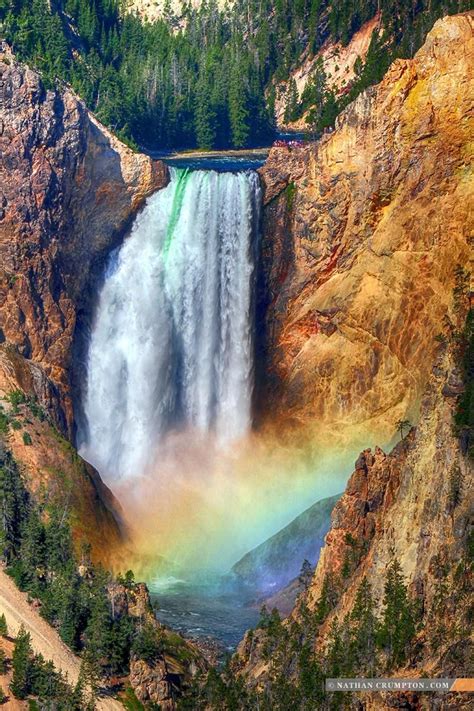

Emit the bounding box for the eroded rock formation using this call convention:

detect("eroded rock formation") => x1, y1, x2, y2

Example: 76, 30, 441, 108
107, 579, 205, 708
235, 327, 473, 705
0, 48, 168, 435
231, 14, 474, 707
257, 13, 473, 453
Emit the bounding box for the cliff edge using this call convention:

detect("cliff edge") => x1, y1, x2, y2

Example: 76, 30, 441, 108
257, 12, 473, 456
0, 48, 168, 435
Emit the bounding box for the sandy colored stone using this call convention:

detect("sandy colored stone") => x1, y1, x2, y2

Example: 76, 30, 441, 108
258, 13, 474, 455
235, 15, 474, 706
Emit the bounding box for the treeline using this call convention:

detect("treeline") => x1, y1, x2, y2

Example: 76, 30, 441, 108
187, 534, 473, 709
1, 0, 472, 149
286, 0, 474, 133
0, 445, 188, 707
0, 0, 272, 148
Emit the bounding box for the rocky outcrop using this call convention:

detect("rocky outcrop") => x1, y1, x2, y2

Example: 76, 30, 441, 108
304, 350, 473, 660
274, 14, 380, 130
108, 579, 205, 709
257, 13, 473, 456
130, 657, 176, 710
0, 48, 168, 435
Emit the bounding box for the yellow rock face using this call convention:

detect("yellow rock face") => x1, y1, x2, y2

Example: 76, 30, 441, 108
258, 13, 473, 452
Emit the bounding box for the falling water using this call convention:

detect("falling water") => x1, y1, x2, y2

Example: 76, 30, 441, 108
79, 168, 261, 481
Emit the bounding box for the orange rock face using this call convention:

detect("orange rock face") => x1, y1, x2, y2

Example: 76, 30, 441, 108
0, 345, 124, 560
257, 13, 473, 453
0, 50, 168, 434
234, 16, 474, 700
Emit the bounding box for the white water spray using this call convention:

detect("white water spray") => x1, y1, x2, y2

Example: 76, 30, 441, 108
79, 168, 261, 481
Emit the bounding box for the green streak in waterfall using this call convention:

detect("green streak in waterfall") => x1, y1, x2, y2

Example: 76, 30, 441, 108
163, 168, 191, 260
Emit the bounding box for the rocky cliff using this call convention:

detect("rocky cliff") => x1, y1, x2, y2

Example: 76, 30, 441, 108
228, 14, 474, 708
257, 13, 473, 459
0, 47, 168, 436
0, 47, 169, 556
233, 331, 473, 707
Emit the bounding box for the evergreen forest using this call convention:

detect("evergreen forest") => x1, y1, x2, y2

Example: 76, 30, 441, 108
1, 0, 473, 150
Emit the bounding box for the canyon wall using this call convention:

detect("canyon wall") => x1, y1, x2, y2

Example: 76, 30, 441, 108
0, 48, 168, 554
0, 345, 124, 559
0, 47, 168, 436
232, 13, 474, 708
234, 335, 473, 707
257, 12, 473, 454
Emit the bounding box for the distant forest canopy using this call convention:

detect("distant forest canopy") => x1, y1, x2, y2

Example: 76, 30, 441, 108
1, 0, 473, 150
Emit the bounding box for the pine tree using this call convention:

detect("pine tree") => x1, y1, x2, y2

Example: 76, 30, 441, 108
284, 78, 299, 124
0, 455, 29, 564
57, 573, 81, 650
20, 506, 46, 590
303, 57, 327, 133
10, 625, 33, 699
396, 419, 412, 441
319, 90, 339, 131
350, 577, 378, 673
325, 617, 351, 677
228, 62, 250, 148
84, 569, 114, 668
378, 559, 416, 668
0, 613, 7, 636
314, 574, 338, 623
298, 642, 325, 706
298, 559, 314, 590
45, 505, 73, 573
194, 70, 217, 149
75, 652, 100, 708
0, 647, 6, 675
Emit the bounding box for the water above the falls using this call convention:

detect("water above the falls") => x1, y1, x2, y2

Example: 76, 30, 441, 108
79, 168, 261, 481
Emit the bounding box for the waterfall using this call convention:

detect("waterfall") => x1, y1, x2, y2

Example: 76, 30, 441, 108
79, 168, 261, 481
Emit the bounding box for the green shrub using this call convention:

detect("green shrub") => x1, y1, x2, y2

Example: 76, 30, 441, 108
0, 411, 8, 434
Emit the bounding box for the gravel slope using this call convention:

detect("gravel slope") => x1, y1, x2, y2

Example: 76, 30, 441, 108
0, 566, 123, 709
